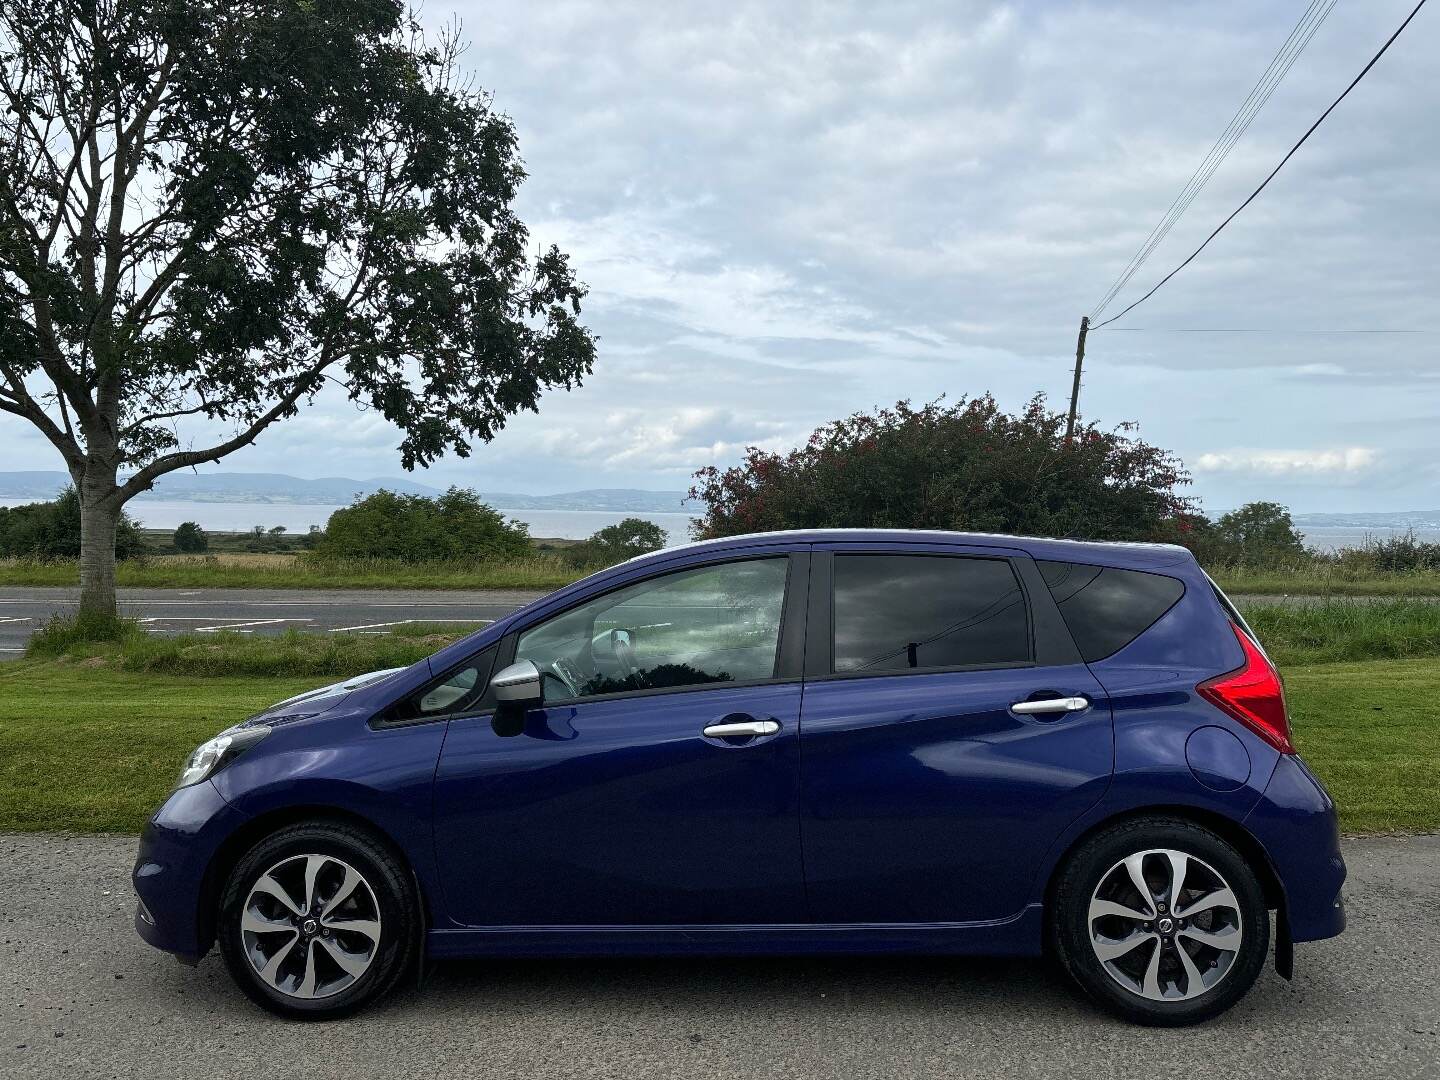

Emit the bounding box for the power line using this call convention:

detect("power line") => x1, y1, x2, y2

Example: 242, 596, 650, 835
1097, 327, 1430, 334
1089, 0, 1337, 321
1092, 0, 1430, 330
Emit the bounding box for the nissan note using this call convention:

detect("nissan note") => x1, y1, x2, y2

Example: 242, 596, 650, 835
133, 530, 1346, 1025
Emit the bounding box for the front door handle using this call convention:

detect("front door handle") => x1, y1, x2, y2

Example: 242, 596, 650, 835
1010, 695, 1090, 715
702, 719, 781, 738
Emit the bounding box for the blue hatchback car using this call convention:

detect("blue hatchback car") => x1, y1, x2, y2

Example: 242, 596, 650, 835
134, 530, 1345, 1024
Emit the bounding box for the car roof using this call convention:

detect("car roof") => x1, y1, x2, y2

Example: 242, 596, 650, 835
628, 528, 1194, 570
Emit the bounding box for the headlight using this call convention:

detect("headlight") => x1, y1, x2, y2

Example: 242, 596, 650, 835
177, 725, 271, 789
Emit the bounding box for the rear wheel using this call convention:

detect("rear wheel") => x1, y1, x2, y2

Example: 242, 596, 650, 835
217, 822, 419, 1019
1051, 818, 1270, 1026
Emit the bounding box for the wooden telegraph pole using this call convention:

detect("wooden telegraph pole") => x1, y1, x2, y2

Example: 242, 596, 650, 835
1064, 315, 1089, 444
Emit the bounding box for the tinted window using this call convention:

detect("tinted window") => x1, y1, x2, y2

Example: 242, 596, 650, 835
516, 558, 789, 701
832, 555, 1030, 674
1038, 561, 1185, 662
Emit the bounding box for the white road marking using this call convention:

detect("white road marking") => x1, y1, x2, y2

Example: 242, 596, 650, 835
327, 618, 494, 633
193, 618, 312, 633
0, 616, 31, 624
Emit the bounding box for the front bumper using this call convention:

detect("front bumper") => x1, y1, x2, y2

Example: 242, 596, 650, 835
132, 779, 249, 961
1244, 753, 1347, 942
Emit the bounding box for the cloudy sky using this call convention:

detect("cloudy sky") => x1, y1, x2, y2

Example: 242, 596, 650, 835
7, 0, 1438, 514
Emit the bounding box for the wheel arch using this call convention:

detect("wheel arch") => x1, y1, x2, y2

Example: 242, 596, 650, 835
1042, 805, 1286, 921
196, 804, 429, 960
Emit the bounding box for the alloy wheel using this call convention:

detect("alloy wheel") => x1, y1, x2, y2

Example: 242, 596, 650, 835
240, 853, 382, 1000
1087, 847, 1243, 1002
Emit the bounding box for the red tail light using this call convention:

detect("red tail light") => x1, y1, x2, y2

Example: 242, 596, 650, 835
1197, 623, 1295, 754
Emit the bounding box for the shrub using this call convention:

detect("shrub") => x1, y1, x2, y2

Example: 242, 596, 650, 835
314, 487, 530, 561
173, 521, 208, 553
0, 488, 144, 559
689, 395, 1193, 541
567, 517, 668, 567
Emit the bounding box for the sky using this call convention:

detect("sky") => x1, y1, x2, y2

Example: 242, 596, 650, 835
5, 0, 1439, 515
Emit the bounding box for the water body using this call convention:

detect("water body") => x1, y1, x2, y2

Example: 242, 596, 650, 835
0, 498, 699, 547
1296, 526, 1440, 552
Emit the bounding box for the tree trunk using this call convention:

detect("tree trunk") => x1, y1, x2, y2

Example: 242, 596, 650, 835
78, 479, 122, 618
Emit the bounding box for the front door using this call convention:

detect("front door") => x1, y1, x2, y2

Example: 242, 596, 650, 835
432, 553, 809, 927
798, 549, 1113, 924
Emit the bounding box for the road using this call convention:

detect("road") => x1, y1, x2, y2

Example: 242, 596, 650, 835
0, 586, 548, 655
1, 833, 1436, 1080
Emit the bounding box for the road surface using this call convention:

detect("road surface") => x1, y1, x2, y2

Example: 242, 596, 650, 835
1, 832, 1435, 1079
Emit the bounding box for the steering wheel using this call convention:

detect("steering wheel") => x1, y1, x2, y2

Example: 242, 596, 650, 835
609, 629, 643, 682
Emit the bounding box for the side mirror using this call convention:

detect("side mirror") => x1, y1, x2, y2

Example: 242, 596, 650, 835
490, 659, 542, 704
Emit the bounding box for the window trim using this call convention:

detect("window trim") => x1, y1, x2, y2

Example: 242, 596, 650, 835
371, 643, 501, 728
814, 549, 1038, 681
493, 550, 811, 708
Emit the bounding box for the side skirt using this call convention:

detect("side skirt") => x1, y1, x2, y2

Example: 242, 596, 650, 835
426, 904, 1044, 959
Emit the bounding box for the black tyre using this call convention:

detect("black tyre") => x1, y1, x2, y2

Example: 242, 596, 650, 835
217, 821, 419, 1020
1050, 817, 1270, 1026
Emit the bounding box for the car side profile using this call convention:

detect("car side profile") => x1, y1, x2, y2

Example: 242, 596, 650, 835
133, 529, 1345, 1025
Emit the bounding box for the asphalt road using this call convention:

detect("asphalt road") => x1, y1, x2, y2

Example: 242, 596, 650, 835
1, 833, 1436, 1080
0, 586, 549, 655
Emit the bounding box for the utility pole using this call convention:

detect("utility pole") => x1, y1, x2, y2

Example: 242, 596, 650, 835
1065, 315, 1089, 444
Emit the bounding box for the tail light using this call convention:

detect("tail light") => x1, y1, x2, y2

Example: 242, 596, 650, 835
1196, 623, 1295, 754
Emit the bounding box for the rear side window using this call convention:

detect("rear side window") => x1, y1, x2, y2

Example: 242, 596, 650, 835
1038, 561, 1185, 662
832, 555, 1030, 674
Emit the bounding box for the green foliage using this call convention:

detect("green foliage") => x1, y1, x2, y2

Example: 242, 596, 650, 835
172, 521, 208, 553
315, 488, 531, 561
1334, 531, 1440, 573
567, 517, 669, 567
0, 1, 596, 614
1240, 599, 1440, 666
0, 489, 143, 559
26, 611, 143, 655
690, 395, 1193, 541
1191, 501, 1306, 565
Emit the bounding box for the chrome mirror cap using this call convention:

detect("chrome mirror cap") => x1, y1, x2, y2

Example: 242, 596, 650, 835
490, 659, 542, 703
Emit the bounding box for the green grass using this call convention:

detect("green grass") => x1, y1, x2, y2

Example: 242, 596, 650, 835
0, 663, 317, 832
0, 553, 590, 590
1214, 564, 1440, 597
26, 620, 474, 678
0, 649, 1434, 834
1238, 599, 1440, 667
1284, 659, 1440, 833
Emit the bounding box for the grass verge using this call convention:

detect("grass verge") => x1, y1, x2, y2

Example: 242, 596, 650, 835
1214, 565, 1440, 597
0, 553, 590, 591
0, 653, 1433, 835
1238, 599, 1440, 667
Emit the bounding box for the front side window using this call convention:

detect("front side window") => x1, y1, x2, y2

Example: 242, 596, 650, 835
832, 554, 1030, 674
386, 645, 498, 723
515, 558, 789, 701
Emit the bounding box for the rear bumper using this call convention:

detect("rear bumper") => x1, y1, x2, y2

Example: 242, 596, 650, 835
1244, 754, 1346, 942
132, 779, 249, 961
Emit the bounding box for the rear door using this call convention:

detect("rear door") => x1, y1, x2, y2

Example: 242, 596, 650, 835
797, 545, 1112, 924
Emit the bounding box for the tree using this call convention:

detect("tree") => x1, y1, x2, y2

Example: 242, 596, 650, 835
689, 395, 1194, 541
0, 2, 596, 615
0, 487, 143, 558
1211, 502, 1306, 563
172, 519, 206, 552
572, 517, 668, 567
315, 487, 529, 561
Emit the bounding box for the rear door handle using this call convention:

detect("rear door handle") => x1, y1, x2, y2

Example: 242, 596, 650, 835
702, 719, 780, 738
1010, 695, 1090, 715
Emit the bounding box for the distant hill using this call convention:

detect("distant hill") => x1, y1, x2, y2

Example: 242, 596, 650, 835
0, 471, 694, 513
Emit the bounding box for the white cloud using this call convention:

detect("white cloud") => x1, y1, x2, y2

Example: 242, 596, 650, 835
1195, 447, 1379, 476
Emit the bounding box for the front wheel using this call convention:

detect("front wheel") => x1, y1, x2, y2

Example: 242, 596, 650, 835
217, 821, 419, 1019
1050, 817, 1270, 1026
